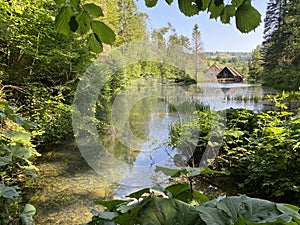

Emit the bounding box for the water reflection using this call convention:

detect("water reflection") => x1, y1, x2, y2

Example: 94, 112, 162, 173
107, 82, 277, 196
30, 82, 277, 223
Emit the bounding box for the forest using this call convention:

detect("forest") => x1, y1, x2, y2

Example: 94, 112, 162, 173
0, 0, 299, 224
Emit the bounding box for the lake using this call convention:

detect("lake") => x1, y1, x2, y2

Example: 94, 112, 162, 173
27, 82, 277, 224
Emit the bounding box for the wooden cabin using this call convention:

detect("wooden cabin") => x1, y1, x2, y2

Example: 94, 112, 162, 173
205, 64, 244, 83
216, 66, 244, 82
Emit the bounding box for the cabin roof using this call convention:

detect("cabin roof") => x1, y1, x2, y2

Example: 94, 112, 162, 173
207, 64, 244, 78
222, 66, 244, 78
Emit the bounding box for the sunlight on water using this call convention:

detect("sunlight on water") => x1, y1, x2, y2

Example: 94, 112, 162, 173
28, 83, 277, 224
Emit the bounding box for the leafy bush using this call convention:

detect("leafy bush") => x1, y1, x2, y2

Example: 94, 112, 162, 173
0, 100, 39, 224
169, 104, 300, 204
86, 184, 300, 225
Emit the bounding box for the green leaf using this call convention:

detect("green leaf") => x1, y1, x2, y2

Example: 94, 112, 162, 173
91, 210, 118, 220
87, 33, 103, 53
76, 11, 90, 34
14, 116, 37, 128
235, 0, 261, 33
165, 0, 173, 5
215, 196, 299, 224
126, 188, 150, 199
83, 3, 104, 17
196, 205, 229, 225
135, 197, 202, 225
69, 16, 79, 32
155, 165, 184, 177
195, 0, 211, 11
0, 111, 7, 119
231, 0, 243, 7
0, 183, 19, 199
20, 204, 36, 225
280, 204, 300, 212
0, 154, 12, 167
94, 199, 130, 211
165, 183, 190, 198
193, 191, 210, 203
22, 204, 36, 216
276, 203, 300, 219
221, 5, 235, 24
214, 0, 223, 7
209, 1, 224, 19
70, 0, 80, 9
4, 131, 31, 143
91, 21, 116, 44
55, 6, 73, 36
178, 0, 200, 17
165, 183, 209, 203
145, 0, 159, 7
11, 146, 32, 160
156, 166, 229, 178
54, 0, 65, 6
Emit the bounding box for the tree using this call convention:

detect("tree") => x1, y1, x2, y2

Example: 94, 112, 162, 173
191, 24, 204, 81
248, 45, 263, 82
113, 0, 148, 46
261, 0, 300, 89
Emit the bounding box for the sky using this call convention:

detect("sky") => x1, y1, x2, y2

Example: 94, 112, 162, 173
136, 0, 267, 52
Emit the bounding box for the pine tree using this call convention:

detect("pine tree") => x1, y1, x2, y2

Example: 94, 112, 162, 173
191, 24, 204, 81
248, 45, 264, 82
261, 0, 300, 89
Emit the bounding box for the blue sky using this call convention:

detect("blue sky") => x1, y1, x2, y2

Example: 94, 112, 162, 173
136, 0, 267, 52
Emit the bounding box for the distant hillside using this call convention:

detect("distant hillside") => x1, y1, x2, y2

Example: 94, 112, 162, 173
204, 52, 252, 77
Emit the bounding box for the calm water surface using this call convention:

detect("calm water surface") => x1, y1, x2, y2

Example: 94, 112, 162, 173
28, 83, 277, 224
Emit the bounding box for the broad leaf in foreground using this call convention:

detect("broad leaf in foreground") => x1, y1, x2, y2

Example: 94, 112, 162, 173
235, 0, 261, 33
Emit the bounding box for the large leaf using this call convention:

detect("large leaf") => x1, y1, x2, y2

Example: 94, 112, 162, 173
91, 210, 118, 220
166, 183, 209, 203
0, 183, 19, 199
94, 199, 130, 211
126, 188, 150, 199
145, 0, 159, 7
76, 11, 91, 34
87, 33, 103, 53
14, 116, 37, 128
11, 146, 32, 160
4, 131, 31, 143
55, 6, 73, 36
214, 0, 223, 6
115, 197, 152, 224
83, 3, 104, 17
156, 166, 229, 177
209, 1, 224, 19
216, 196, 300, 224
20, 204, 36, 225
135, 196, 202, 225
178, 0, 200, 17
221, 4, 235, 24
195, 0, 212, 10
196, 205, 229, 225
276, 204, 300, 220
235, 0, 261, 33
0, 154, 12, 167
54, 0, 65, 6
70, 0, 80, 9
91, 21, 116, 44
231, 0, 243, 7
165, 183, 190, 198
22, 203, 36, 216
